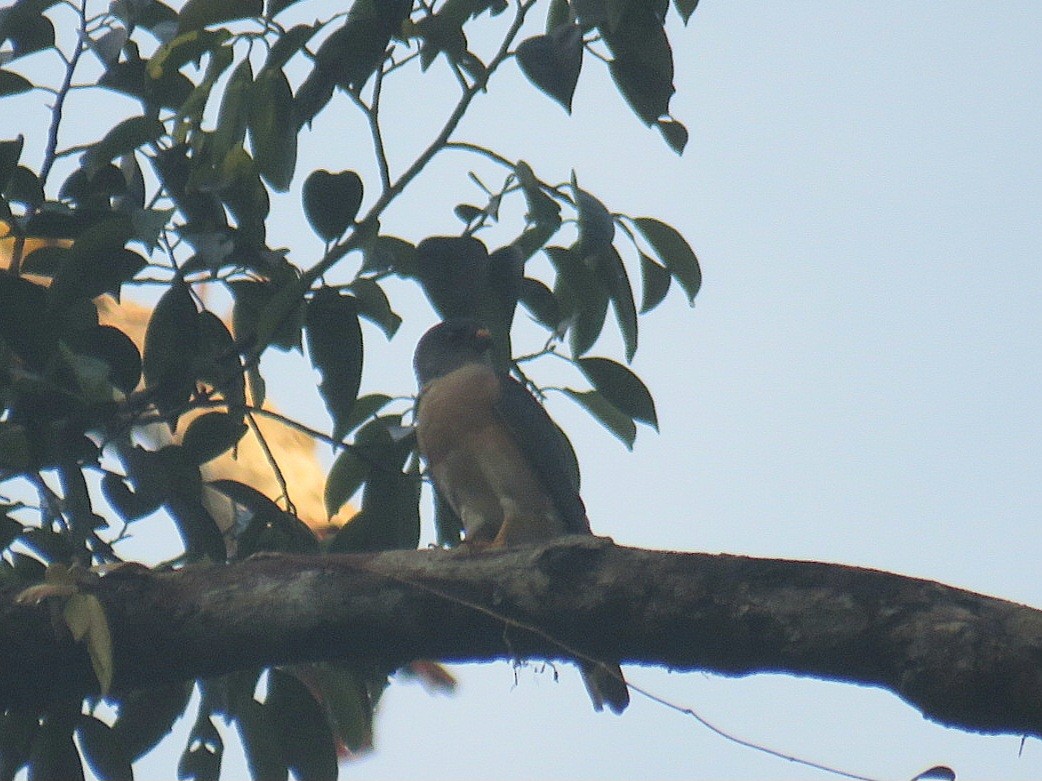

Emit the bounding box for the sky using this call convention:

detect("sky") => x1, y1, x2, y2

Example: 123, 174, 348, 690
5, 1, 1042, 780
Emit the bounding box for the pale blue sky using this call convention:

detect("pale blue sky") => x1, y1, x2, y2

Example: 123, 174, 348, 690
6, 2, 1042, 779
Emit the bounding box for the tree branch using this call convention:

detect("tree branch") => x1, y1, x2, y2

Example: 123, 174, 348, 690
3, 539, 1040, 737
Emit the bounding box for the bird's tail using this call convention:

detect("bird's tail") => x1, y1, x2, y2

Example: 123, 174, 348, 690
579, 660, 629, 714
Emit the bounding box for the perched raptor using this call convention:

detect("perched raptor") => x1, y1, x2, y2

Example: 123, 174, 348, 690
413, 318, 629, 714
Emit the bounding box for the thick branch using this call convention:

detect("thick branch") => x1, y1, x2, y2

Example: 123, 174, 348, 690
2, 538, 1040, 737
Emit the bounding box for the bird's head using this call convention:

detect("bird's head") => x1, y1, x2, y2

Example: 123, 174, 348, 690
414, 318, 494, 386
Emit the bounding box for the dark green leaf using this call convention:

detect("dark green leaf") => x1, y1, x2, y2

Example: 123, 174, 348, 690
547, 245, 608, 357
100, 470, 160, 521
306, 288, 363, 440
195, 310, 246, 410
0, 707, 39, 780
594, 245, 637, 360
0, 511, 22, 550
342, 393, 392, 434
301, 169, 362, 242
673, 0, 699, 23
362, 234, 417, 276
0, 0, 57, 60
147, 28, 230, 82
577, 356, 657, 428
0, 69, 32, 96
545, 0, 570, 32
0, 136, 24, 189
328, 419, 418, 552
638, 251, 671, 313
126, 445, 226, 560
603, 7, 675, 125
267, 670, 338, 781
519, 277, 561, 330
210, 57, 253, 165
50, 221, 144, 306
65, 324, 142, 395
177, 0, 262, 33
574, 180, 615, 252
182, 412, 248, 464
911, 767, 956, 781
349, 277, 401, 339
143, 281, 199, 418
235, 699, 288, 781
416, 235, 490, 320
656, 118, 688, 154
264, 23, 317, 70
563, 388, 636, 449
310, 664, 374, 753
109, 683, 193, 766
28, 713, 85, 781
76, 717, 132, 781
208, 479, 318, 555
249, 67, 297, 191
83, 116, 165, 177
5, 165, 43, 207
230, 279, 304, 353
454, 203, 483, 224
177, 714, 222, 781
633, 216, 701, 302
324, 447, 367, 519
268, 0, 305, 17
0, 273, 55, 371
516, 24, 583, 113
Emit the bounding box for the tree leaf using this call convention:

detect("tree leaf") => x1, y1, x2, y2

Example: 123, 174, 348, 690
577, 356, 657, 428
28, 713, 85, 781
324, 447, 368, 519
181, 412, 248, 464
562, 388, 636, 450
210, 56, 253, 166
573, 178, 615, 252
306, 288, 363, 440
301, 169, 362, 242
83, 116, 164, 177
603, 7, 675, 125
230, 278, 305, 353
63, 593, 113, 695
249, 66, 297, 192
673, 0, 699, 24
310, 664, 374, 753
110, 683, 193, 763
235, 699, 288, 781
656, 117, 688, 154
519, 277, 561, 331
0, 136, 24, 189
177, 714, 222, 781
516, 24, 583, 113
77, 717, 132, 781
142, 281, 200, 419
207, 479, 318, 556
177, 0, 262, 34
0, 69, 33, 97
195, 310, 246, 411
267, 670, 338, 781
593, 245, 638, 360
638, 251, 671, 313
547, 245, 608, 357
349, 277, 401, 339
633, 216, 701, 303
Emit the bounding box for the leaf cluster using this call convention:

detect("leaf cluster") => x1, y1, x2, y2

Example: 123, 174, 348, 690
0, 0, 700, 777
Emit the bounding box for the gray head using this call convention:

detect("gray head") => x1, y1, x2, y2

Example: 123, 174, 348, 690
413, 318, 494, 386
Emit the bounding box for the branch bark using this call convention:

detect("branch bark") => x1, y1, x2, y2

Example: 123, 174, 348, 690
2, 537, 1040, 737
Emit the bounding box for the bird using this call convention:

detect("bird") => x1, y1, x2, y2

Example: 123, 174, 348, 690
413, 318, 629, 714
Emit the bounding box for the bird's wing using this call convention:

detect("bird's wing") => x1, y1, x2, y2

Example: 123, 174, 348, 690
492, 373, 591, 534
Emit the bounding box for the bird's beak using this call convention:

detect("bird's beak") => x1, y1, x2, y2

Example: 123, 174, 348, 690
475, 326, 492, 346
